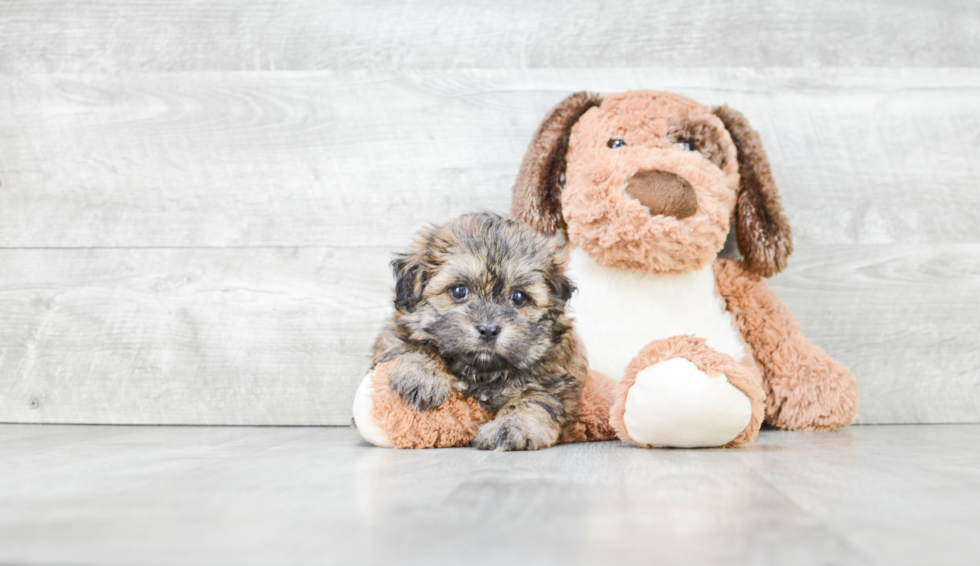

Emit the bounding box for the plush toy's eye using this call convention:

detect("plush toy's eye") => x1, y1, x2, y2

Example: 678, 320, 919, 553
676, 141, 693, 151
450, 284, 469, 301
511, 290, 529, 307
607, 138, 626, 148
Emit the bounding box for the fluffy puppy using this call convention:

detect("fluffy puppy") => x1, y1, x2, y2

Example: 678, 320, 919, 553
371, 213, 586, 451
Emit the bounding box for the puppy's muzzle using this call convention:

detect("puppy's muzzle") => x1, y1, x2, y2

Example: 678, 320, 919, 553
477, 321, 502, 342
625, 169, 698, 219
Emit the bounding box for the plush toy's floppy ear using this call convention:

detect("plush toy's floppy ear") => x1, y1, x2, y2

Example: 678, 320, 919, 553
512, 92, 603, 235
712, 105, 793, 278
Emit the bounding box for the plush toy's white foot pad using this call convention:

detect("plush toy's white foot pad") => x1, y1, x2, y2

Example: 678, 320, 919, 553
624, 358, 752, 448
352, 373, 393, 448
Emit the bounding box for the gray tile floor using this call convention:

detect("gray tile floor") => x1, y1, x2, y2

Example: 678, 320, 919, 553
1, 424, 978, 566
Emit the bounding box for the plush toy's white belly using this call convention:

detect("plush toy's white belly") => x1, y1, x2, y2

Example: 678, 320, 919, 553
565, 247, 745, 381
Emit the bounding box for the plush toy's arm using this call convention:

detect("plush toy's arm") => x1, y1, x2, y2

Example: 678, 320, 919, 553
559, 370, 618, 443
713, 259, 858, 430
352, 360, 491, 449
352, 365, 617, 449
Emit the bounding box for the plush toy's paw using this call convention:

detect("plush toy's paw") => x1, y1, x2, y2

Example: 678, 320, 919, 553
610, 335, 765, 448
472, 410, 560, 452
352, 362, 491, 449
620, 358, 752, 448
387, 355, 452, 411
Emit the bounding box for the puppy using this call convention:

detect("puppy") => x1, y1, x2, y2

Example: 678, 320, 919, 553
371, 213, 586, 451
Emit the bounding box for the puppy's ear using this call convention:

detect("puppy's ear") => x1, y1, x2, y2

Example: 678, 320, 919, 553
390, 233, 432, 313
712, 105, 793, 278
552, 274, 576, 304
512, 92, 603, 235
546, 267, 576, 305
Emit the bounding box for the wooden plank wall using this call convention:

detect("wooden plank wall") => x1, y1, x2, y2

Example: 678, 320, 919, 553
1, 2, 978, 425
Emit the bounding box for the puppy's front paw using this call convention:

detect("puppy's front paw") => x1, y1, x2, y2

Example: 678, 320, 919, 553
388, 359, 451, 411
472, 413, 559, 451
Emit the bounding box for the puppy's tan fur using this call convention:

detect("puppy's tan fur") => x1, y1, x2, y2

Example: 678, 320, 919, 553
371, 213, 587, 451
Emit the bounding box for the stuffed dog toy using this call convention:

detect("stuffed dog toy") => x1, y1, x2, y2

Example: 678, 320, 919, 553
353, 90, 858, 449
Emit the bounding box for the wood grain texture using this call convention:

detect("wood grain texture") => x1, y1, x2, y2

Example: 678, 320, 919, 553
0, 243, 976, 425
2, 2, 979, 426
1, 0, 978, 73
771, 244, 980, 425
2, 68, 979, 249
0, 247, 393, 425
2, 425, 979, 565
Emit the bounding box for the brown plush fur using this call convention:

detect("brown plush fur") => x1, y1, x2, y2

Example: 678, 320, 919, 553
714, 259, 859, 430
559, 92, 740, 274
712, 106, 793, 278
510, 90, 794, 278
371, 213, 589, 451
368, 361, 491, 449
607, 371, 641, 447
559, 370, 619, 443
512, 92, 603, 235
514, 91, 742, 274
608, 335, 766, 448
366, 363, 616, 449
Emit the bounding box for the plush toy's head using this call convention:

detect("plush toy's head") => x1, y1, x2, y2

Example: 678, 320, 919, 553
512, 91, 792, 277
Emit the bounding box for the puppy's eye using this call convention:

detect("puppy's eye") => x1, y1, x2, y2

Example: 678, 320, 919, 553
511, 290, 529, 307
676, 141, 693, 151
449, 284, 469, 301
607, 138, 626, 149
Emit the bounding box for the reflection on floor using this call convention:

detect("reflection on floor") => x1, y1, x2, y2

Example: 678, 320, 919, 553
1, 424, 978, 565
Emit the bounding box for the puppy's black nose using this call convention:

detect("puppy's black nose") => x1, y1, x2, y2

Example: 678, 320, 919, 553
477, 322, 501, 341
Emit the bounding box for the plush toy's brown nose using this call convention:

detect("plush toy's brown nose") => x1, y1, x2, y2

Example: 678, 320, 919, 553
625, 170, 698, 219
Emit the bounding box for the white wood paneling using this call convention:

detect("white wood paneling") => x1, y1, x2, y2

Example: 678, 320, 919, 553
2, 69, 979, 249
0, 243, 976, 425
0, 247, 392, 425
1, 2, 978, 426
1, 0, 977, 72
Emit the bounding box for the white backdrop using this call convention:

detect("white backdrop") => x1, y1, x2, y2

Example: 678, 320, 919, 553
1, 1, 978, 425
